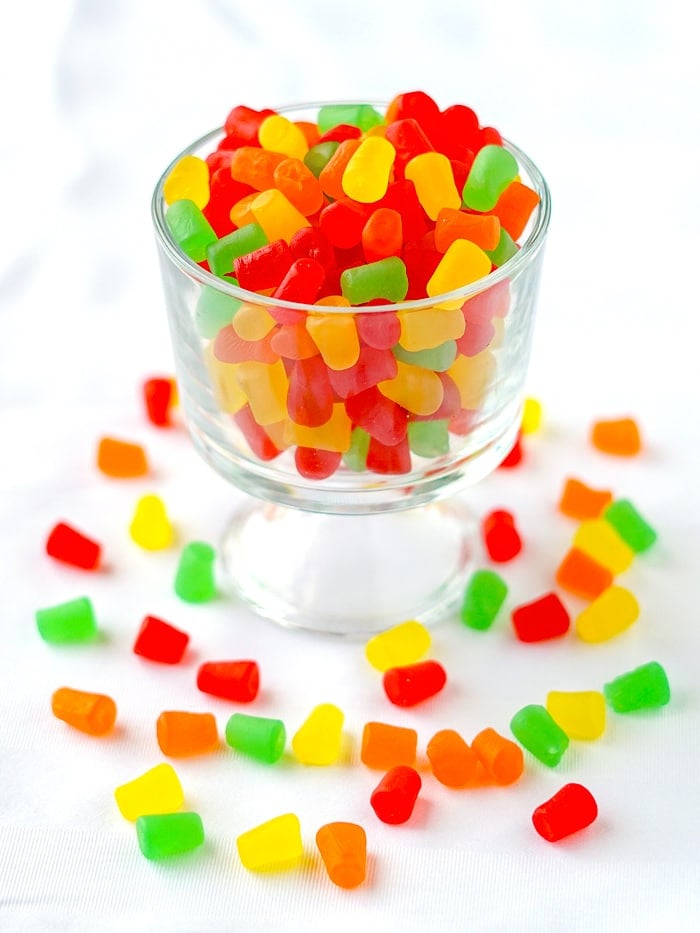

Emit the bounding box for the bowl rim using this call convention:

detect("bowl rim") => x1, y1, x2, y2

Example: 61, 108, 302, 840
151, 99, 552, 314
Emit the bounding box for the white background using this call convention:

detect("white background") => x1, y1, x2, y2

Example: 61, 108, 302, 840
1, 1, 699, 930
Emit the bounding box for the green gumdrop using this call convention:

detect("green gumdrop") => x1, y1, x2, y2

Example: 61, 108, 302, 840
343, 427, 371, 471
317, 104, 384, 134
165, 199, 218, 262
35, 596, 98, 644
206, 223, 269, 277
174, 541, 217, 603
460, 569, 508, 631
603, 661, 670, 713
462, 145, 519, 212
195, 285, 242, 338
510, 704, 569, 767
225, 713, 287, 764
340, 257, 408, 304
407, 420, 450, 457
304, 142, 340, 178
393, 340, 457, 372
602, 500, 657, 553
136, 812, 204, 860
485, 228, 518, 267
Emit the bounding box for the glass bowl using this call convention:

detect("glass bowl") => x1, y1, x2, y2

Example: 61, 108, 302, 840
151, 100, 551, 635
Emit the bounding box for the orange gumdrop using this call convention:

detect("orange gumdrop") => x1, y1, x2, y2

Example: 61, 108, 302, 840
434, 208, 501, 252
229, 147, 286, 191
97, 437, 148, 478
315, 822, 367, 889
273, 158, 325, 216
360, 721, 417, 770
156, 711, 219, 756
555, 548, 613, 600
51, 687, 117, 736
426, 729, 480, 787
558, 477, 613, 520
491, 181, 541, 240
318, 139, 362, 201
471, 727, 524, 785
591, 417, 642, 456
295, 120, 321, 148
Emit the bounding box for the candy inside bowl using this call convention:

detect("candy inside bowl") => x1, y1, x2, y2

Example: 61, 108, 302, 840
151, 93, 551, 635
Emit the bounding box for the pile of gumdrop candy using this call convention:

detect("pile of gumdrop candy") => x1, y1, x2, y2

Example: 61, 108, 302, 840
160, 92, 543, 479
35, 383, 671, 885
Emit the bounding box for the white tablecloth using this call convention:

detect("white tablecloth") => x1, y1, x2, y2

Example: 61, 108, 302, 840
2, 2, 699, 929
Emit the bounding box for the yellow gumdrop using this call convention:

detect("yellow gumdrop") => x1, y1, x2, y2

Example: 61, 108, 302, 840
306, 313, 360, 370
236, 359, 289, 426
232, 302, 276, 341
397, 306, 465, 351
575, 585, 640, 643
206, 351, 247, 414
342, 137, 396, 203
378, 360, 443, 416
545, 690, 606, 740
163, 155, 210, 209
573, 520, 634, 574
114, 763, 184, 822
129, 494, 175, 550
447, 350, 496, 409
230, 192, 259, 229
258, 114, 309, 160
283, 403, 352, 452
236, 813, 303, 872
251, 189, 311, 244
404, 152, 461, 220
315, 295, 351, 308
521, 397, 543, 434
365, 620, 431, 672
291, 704, 344, 765
427, 239, 492, 302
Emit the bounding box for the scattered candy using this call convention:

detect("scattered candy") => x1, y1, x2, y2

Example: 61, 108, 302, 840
370, 765, 422, 824
470, 727, 524, 785
558, 477, 613, 520
291, 703, 344, 765
236, 813, 303, 871
133, 614, 189, 664
426, 729, 479, 787
460, 569, 508, 630
602, 499, 657, 553
555, 548, 613, 600
591, 417, 642, 456
96, 437, 149, 478
511, 592, 570, 643
114, 763, 184, 821
51, 686, 117, 736
382, 660, 447, 707
603, 661, 671, 713
510, 704, 570, 767
482, 509, 522, 563
364, 620, 431, 672
45, 522, 102, 571
197, 660, 260, 702
136, 812, 205, 860
174, 541, 217, 603
531, 783, 598, 842
129, 494, 175, 550
575, 585, 640, 643
142, 377, 177, 427
225, 712, 287, 763
573, 520, 634, 575
156, 710, 219, 756
520, 397, 542, 434
545, 690, 606, 740
361, 721, 417, 770
316, 822, 367, 889
35, 596, 98, 644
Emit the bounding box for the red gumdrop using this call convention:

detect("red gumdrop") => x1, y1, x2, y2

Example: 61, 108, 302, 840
45, 522, 102, 571
142, 377, 175, 427
356, 311, 401, 350
289, 226, 335, 270
270, 324, 319, 360
361, 208, 403, 264
133, 614, 190, 664
384, 118, 434, 177
345, 388, 408, 445
532, 783, 598, 842
366, 435, 411, 474
370, 765, 422, 824
224, 105, 276, 145
213, 326, 278, 364
478, 126, 503, 149
270, 258, 326, 324
498, 434, 523, 469
383, 660, 447, 707
387, 91, 441, 142
295, 447, 342, 479
456, 318, 495, 357
402, 241, 442, 300
319, 198, 371, 249
511, 592, 570, 643
433, 104, 481, 158
203, 168, 254, 237
206, 150, 234, 174
317, 123, 362, 144
233, 405, 282, 461
379, 180, 430, 241
327, 346, 397, 398
287, 356, 334, 427
234, 240, 294, 292
449, 408, 478, 436
482, 509, 522, 563
197, 660, 260, 702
